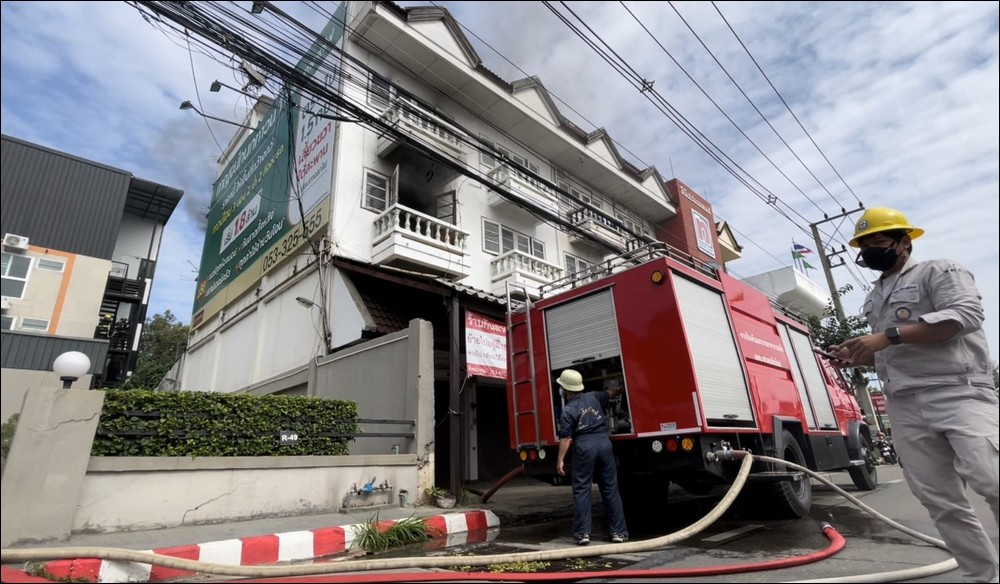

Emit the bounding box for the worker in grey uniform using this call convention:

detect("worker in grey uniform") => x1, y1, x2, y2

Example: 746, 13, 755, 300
830, 207, 999, 583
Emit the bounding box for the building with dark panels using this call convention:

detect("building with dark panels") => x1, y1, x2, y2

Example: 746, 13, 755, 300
1, 134, 182, 420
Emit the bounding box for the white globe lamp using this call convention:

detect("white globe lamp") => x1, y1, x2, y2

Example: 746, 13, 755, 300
53, 351, 91, 389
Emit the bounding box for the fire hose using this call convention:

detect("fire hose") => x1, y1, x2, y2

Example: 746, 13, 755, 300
0, 451, 958, 582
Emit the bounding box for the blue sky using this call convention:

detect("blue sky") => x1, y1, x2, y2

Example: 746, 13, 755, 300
2, 1, 997, 361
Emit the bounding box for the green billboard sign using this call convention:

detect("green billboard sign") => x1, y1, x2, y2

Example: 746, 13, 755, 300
192, 3, 346, 329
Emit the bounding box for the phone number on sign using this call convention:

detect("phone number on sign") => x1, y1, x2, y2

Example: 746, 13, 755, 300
261, 207, 325, 273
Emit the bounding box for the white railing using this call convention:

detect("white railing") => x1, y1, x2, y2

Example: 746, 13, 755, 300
491, 249, 563, 282
487, 166, 560, 215
373, 203, 468, 252
380, 99, 463, 156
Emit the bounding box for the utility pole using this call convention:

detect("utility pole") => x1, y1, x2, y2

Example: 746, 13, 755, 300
809, 208, 863, 322
810, 207, 882, 432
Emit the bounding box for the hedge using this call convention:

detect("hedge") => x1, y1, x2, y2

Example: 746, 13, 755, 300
92, 390, 359, 457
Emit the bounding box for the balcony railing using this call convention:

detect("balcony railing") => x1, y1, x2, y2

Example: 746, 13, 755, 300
486, 166, 560, 215
377, 99, 464, 161
490, 250, 563, 298
372, 204, 470, 278
569, 208, 626, 250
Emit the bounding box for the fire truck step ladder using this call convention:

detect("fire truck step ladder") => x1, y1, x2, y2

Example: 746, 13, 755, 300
506, 282, 541, 450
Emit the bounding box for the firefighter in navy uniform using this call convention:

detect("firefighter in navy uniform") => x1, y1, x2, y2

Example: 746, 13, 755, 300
830, 207, 999, 583
554, 369, 629, 546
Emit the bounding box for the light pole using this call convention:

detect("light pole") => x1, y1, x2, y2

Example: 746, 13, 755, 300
179, 101, 253, 130
53, 351, 91, 389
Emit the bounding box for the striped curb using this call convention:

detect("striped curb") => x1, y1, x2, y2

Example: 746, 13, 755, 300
40, 509, 500, 583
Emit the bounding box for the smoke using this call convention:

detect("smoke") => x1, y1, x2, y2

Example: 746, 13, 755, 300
148, 118, 232, 234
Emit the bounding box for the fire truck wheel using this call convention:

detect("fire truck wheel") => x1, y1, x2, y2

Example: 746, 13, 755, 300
769, 430, 812, 519
848, 432, 879, 491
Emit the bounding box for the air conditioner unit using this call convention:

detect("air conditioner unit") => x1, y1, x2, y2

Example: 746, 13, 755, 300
2, 233, 29, 251
0, 296, 10, 311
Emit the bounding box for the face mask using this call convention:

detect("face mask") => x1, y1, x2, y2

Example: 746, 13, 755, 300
857, 246, 899, 272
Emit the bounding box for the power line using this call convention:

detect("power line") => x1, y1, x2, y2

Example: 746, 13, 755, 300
711, 1, 864, 208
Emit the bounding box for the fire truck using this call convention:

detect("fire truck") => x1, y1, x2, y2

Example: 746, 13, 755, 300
505, 243, 879, 518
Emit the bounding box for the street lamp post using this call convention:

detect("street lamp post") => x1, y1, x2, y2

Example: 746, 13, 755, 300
179, 100, 253, 130
53, 351, 91, 389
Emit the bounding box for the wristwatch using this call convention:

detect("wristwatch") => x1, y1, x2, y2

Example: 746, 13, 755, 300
885, 327, 902, 345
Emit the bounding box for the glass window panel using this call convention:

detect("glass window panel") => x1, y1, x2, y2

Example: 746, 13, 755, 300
483, 220, 500, 254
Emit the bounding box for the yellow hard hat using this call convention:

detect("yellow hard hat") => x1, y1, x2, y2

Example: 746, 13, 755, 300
849, 207, 924, 248
556, 369, 585, 392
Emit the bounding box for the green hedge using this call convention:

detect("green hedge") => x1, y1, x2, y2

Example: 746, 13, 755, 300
92, 390, 359, 457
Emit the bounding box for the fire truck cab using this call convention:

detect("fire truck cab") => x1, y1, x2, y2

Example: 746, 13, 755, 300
505, 244, 879, 518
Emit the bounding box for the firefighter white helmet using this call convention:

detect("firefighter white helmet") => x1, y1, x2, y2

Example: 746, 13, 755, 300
556, 369, 585, 392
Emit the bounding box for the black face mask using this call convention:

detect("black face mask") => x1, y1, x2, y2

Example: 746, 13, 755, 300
856, 246, 900, 272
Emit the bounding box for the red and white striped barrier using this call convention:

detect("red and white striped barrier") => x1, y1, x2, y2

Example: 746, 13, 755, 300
41, 510, 500, 583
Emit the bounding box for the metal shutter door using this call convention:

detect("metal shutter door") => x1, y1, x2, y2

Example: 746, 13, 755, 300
787, 329, 838, 429
673, 276, 755, 424
545, 289, 621, 370
779, 324, 819, 430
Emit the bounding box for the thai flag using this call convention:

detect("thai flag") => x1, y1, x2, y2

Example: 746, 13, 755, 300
793, 243, 813, 255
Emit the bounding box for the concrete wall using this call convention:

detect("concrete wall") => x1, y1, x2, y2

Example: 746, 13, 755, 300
312, 319, 435, 495
0, 371, 94, 422
0, 387, 105, 546
73, 455, 419, 534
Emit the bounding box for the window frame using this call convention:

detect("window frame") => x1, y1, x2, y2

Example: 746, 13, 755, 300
482, 218, 545, 260
564, 252, 594, 276
1, 252, 32, 299
362, 168, 390, 213
19, 317, 49, 332
36, 258, 65, 272
368, 72, 393, 111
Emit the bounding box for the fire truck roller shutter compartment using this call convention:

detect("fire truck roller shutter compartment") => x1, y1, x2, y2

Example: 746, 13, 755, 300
544, 288, 621, 370
672, 275, 756, 427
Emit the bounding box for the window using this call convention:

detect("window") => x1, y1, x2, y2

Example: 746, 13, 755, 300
368, 73, 393, 111
1, 316, 13, 331
482, 219, 545, 259
565, 253, 594, 276
363, 169, 389, 212
480, 137, 540, 175
37, 258, 65, 272
19, 317, 49, 332
1, 252, 31, 298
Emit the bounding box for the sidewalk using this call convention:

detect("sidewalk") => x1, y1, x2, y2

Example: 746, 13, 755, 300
1, 475, 574, 583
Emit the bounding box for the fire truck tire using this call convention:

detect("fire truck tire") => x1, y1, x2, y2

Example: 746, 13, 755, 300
769, 430, 812, 518
848, 432, 879, 491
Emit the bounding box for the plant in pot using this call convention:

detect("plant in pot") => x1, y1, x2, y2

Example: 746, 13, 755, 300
425, 485, 457, 509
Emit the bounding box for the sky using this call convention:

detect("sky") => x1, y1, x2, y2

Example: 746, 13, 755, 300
2, 1, 997, 361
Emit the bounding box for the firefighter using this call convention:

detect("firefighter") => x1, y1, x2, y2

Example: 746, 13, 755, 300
829, 207, 999, 583
554, 369, 629, 545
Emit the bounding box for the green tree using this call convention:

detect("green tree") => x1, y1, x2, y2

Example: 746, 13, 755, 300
805, 285, 872, 400
124, 310, 189, 390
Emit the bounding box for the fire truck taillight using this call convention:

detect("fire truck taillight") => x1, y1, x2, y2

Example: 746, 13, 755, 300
681, 437, 695, 452
527, 449, 537, 461
650, 270, 665, 284
666, 438, 679, 453
519, 450, 528, 461
537, 448, 547, 460
651, 440, 663, 453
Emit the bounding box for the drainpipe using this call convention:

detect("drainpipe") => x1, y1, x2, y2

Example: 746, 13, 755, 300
449, 292, 463, 498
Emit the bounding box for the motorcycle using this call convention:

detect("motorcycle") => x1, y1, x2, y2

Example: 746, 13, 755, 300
875, 438, 897, 465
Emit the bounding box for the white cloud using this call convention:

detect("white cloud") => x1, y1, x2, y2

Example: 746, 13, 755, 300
3, 1, 997, 362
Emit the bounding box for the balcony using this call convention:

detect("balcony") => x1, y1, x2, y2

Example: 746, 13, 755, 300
376, 100, 464, 162
569, 208, 626, 251
372, 204, 470, 279
490, 250, 563, 299
486, 166, 560, 215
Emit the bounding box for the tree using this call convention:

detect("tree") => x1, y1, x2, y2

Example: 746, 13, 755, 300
124, 310, 189, 390
805, 285, 873, 401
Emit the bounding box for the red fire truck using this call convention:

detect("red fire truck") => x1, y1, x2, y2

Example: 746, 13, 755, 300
505, 244, 879, 518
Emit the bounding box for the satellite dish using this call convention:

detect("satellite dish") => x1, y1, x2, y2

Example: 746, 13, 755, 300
241, 59, 267, 88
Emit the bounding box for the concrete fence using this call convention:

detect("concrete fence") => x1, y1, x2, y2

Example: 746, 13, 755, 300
0, 320, 435, 547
